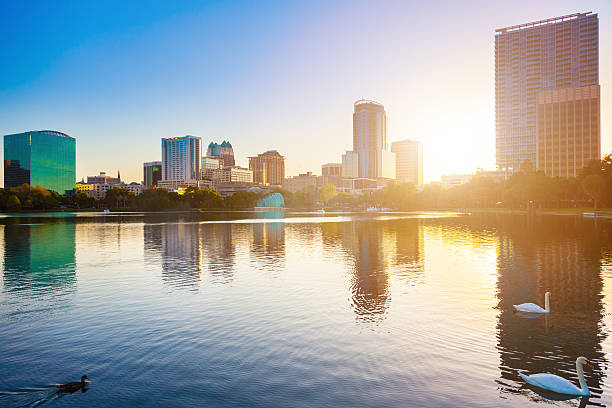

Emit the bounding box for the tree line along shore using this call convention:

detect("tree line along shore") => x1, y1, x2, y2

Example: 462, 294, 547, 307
0, 154, 610, 213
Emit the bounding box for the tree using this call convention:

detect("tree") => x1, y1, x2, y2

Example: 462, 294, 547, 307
6, 195, 21, 211
72, 191, 96, 209
581, 175, 606, 211
328, 192, 357, 208
224, 191, 262, 209
10, 184, 62, 210
319, 184, 337, 204
104, 187, 132, 209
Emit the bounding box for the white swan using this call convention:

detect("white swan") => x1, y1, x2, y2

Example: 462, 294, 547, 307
519, 357, 593, 396
513, 292, 550, 313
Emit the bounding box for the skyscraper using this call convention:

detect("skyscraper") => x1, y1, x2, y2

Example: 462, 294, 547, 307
353, 100, 395, 179
495, 12, 599, 174
143, 161, 162, 188
391, 139, 423, 185
248, 150, 285, 185
161, 136, 201, 180
207, 141, 235, 167
536, 85, 600, 177
4, 130, 76, 194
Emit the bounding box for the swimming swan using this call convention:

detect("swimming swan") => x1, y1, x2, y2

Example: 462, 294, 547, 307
520, 357, 593, 396
513, 292, 550, 314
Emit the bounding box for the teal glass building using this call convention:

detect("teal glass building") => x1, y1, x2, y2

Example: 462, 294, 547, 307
4, 130, 76, 194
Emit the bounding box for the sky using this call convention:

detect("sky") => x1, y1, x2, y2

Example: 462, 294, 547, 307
0, 0, 610, 184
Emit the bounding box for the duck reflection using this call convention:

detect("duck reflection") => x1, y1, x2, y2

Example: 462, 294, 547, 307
493, 215, 609, 403
321, 219, 424, 323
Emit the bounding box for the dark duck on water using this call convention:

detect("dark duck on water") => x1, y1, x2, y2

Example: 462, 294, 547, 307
57, 376, 89, 393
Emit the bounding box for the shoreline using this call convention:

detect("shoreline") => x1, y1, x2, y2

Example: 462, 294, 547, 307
1, 207, 611, 218
465, 208, 612, 218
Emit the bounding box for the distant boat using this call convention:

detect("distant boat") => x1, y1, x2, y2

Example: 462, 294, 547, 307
316, 209, 325, 214
103, 209, 110, 213
366, 207, 390, 212
583, 212, 596, 217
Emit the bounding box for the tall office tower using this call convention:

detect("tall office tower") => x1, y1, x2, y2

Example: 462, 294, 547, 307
353, 100, 395, 178
495, 12, 599, 173
537, 85, 600, 177
161, 135, 201, 180
207, 141, 235, 167
143, 161, 162, 188
248, 150, 285, 185
4, 130, 76, 194
391, 139, 423, 185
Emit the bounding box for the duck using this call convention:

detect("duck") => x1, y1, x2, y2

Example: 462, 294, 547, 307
519, 357, 593, 396
57, 376, 89, 393
513, 291, 550, 314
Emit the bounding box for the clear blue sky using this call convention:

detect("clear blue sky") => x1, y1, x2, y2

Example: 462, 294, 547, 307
1, 0, 610, 183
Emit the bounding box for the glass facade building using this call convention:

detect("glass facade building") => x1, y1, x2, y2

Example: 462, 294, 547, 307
495, 12, 599, 173
143, 161, 162, 188
4, 130, 76, 194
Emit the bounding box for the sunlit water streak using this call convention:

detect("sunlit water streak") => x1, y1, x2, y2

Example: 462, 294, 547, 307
0, 212, 611, 407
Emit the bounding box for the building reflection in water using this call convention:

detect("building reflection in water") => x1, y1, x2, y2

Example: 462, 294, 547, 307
250, 218, 286, 272
201, 223, 235, 284
321, 219, 424, 323
1, 220, 76, 319
492, 215, 610, 403
144, 221, 203, 290
144, 218, 239, 288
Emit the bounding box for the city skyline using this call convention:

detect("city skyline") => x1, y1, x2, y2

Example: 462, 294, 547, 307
1, 1, 611, 185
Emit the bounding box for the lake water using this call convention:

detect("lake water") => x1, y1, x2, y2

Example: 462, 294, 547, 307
1, 211, 612, 407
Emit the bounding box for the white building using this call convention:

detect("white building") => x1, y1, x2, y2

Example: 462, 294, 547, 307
157, 179, 213, 192
377, 150, 396, 179
209, 166, 253, 183
161, 135, 202, 181
77, 182, 143, 199
342, 151, 359, 178
391, 139, 423, 185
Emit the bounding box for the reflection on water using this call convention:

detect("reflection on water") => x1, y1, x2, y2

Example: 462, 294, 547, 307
162, 223, 202, 290
493, 215, 608, 404
201, 223, 236, 284
1, 221, 76, 320
319, 220, 424, 321
1, 212, 612, 407
251, 222, 286, 272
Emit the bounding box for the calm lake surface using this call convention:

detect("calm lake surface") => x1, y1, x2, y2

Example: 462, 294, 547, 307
1, 211, 612, 407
